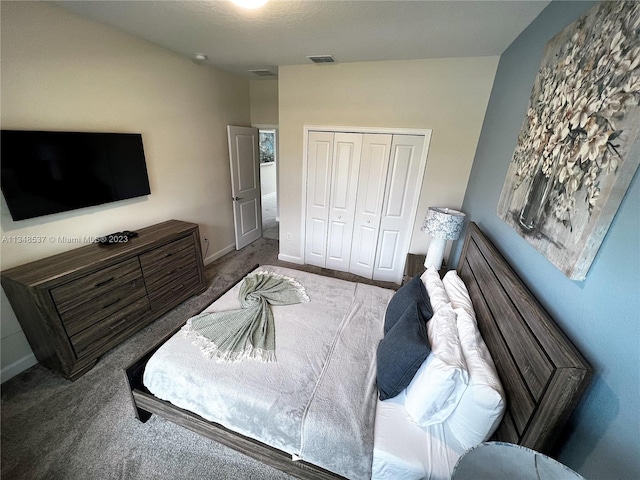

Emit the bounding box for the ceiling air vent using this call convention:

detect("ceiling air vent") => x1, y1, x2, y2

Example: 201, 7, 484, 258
307, 55, 335, 64
248, 69, 276, 77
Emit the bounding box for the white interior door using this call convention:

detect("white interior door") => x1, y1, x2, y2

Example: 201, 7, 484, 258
227, 125, 262, 250
325, 133, 363, 270
349, 134, 392, 279
305, 131, 334, 267
374, 135, 425, 282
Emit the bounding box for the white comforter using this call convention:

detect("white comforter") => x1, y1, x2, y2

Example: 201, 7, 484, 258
372, 391, 467, 480
144, 266, 394, 480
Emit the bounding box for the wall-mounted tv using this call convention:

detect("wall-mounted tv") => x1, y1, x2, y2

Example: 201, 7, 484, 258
1, 130, 151, 221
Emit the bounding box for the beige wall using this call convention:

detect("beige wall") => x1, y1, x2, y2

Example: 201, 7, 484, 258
277, 58, 499, 263
250, 79, 279, 126
0, 2, 249, 380
250, 80, 278, 202
260, 163, 277, 196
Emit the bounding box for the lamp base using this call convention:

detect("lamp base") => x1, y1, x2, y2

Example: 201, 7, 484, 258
424, 237, 446, 269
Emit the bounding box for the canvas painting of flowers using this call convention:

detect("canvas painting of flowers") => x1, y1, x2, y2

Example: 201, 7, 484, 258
497, 1, 640, 281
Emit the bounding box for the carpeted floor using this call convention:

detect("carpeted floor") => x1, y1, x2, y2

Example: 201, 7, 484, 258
1, 238, 398, 480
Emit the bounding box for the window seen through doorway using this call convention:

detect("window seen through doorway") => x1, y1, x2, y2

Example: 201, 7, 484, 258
259, 130, 275, 164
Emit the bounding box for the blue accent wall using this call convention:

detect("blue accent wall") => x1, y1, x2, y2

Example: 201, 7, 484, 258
450, 2, 640, 478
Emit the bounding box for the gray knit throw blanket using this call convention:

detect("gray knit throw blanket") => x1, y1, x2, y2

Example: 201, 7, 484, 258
184, 270, 309, 362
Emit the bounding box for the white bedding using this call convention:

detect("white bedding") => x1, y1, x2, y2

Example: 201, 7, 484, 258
143, 266, 394, 480
372, 391, 467, 480
144, 265, 466, 479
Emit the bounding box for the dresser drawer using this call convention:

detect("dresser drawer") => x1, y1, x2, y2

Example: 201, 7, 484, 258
59, 277, 148, 336
140, 236, 194, 275
147, 268, 201, 312
70, 296, 151, 358
51, 258, 143, 314
142, 247, 198, 290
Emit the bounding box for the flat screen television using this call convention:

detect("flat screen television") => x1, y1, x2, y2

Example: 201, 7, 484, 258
1, 130, 151, 221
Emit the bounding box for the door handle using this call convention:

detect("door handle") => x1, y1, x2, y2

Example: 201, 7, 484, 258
233, 196, 244, 201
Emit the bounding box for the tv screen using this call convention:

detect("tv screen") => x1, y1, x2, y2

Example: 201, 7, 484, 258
1, 130, 151, 221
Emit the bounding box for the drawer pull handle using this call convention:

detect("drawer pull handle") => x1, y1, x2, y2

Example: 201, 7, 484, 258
95, 277, 115, 288
165, 252, 174, 258
109, 318, 129, 330
171, 284, 185, 293
102, 298, 121, 309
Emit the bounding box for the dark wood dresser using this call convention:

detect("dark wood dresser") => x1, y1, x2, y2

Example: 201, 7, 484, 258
1, 220, 207, 380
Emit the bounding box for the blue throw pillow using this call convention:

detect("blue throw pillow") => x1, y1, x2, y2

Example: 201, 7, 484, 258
376, 302, 431, 401
384, 274, 432, 334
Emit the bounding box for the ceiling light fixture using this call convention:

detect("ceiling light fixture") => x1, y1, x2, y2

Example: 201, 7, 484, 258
193, 53, 208, 64
230, 0, 269, 9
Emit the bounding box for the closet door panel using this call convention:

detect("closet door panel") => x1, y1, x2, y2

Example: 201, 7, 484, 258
349, 134, 392, 279
377, 230, 400, 270
374, 135, 425, 282
325, 133, 363, 270
308, 219, 327, 258
305, 132, 334, 267
351, 226, 378, 269
328, 221, 349, 260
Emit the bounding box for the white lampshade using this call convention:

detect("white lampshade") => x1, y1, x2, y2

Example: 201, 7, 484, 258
421, 207, 466, 269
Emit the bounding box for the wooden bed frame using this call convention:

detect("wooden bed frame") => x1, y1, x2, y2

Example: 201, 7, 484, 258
457, 223, 591, 453
124, 222, 592, 479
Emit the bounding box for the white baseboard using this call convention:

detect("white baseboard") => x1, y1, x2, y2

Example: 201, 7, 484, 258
1, 353, 37, 384
204, 243, 235, 266
277, 253, 303, 265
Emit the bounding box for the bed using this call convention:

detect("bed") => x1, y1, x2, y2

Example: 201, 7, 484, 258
125, 222, 592, 479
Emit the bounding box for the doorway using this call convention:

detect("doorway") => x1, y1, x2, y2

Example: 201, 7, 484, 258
258, 128, 279, 240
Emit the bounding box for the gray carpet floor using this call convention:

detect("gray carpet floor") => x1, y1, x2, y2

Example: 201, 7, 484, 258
1, 238, 398, 480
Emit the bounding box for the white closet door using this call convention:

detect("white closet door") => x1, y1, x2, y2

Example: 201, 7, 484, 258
325, 133, 363, 270
374, 135, 425, 283
349, 134, 392, 279
304, 131, 334, 267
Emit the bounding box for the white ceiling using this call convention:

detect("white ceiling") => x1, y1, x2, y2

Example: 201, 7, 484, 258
56, 0, 550, 79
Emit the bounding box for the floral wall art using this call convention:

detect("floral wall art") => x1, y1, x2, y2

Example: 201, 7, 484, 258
497, 1, 640, 281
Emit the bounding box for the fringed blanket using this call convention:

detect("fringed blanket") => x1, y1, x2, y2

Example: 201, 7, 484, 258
185, 270, 309, 362
144, 265, 395, 480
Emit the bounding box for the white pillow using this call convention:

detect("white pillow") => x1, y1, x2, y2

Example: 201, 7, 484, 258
445, 307, 506, 449
404, 303, 468, 426
442, 270, 475, 319
420, 266, 449, 312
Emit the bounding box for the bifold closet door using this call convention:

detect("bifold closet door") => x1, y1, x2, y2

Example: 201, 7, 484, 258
373, 135, 425, 282
305, 132, 363, 269
349, 134, 393, 279
325, 133, 363, 270
305, 130, 427, 283
305, 131, 334, 267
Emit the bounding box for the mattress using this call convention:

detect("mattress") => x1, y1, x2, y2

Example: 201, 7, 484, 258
372, 391, 467, 480
143, 266, 394, 480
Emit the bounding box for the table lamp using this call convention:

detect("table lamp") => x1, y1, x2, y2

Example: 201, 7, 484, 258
421, 207, 466, 269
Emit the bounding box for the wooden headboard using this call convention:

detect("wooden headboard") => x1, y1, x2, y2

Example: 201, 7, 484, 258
457, 222, 592, 454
